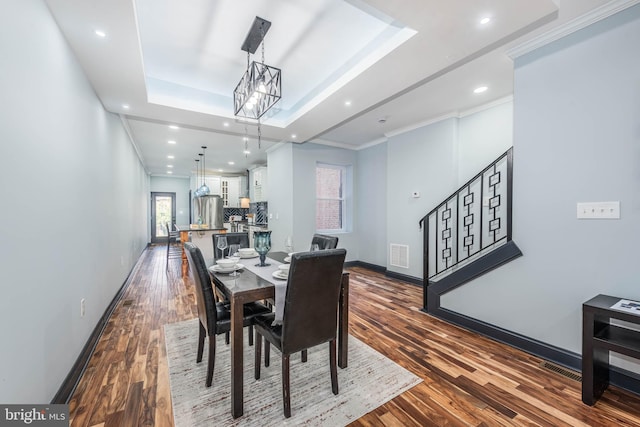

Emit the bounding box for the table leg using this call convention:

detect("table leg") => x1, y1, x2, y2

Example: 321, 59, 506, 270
230, 298, 244, 418
179, 230, 189, 277
338, 272, 349, 368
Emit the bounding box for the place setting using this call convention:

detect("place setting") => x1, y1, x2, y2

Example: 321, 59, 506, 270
271, 263, 289, 280
208, 257, 244, 276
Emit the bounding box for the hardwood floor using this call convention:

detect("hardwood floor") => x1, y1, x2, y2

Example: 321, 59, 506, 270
68, 245, 640, 426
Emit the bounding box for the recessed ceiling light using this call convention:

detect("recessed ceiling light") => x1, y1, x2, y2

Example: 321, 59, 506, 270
169, 125, 179, 130
228, 161, 235, 165
167, 171, 173, 174
291, 134, 297, 139
243, 150, 251, 155
218, 169, 224, 172
95, 30, 106, 38
243, 137, 249, 142
480, 17, 491, 25
167, 165, 173, 168
473, 86, 488, 94
168, 140, 176, 144
223, 122, 230, 127
167, 155, 174, 159
122, 104, 130, 109
344, 100, 352, 106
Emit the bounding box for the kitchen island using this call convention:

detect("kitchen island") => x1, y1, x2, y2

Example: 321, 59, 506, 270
176, 225, 227, 276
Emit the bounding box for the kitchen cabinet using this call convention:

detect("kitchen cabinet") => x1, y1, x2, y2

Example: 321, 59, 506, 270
251, 167, 268, 202
221, 177, 240, 207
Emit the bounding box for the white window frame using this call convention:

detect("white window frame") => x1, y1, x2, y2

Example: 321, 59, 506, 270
316, 163, 347, 233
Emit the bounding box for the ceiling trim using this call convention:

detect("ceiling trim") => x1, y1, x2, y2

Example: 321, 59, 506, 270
119, 115, 149, 175
458, 96, 513, 119
508, 0, 640, 58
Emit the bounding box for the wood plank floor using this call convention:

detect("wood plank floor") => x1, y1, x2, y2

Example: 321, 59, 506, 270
68, 245, 640, 426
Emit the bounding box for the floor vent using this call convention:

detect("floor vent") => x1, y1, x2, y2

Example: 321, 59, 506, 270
390, 244, 409, 268
540, 361, 582, 382
122, 299, 134, 307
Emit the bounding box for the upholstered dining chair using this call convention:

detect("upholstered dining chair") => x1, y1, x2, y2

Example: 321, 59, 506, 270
311, 233, 339, 250
165, 222, 182, 272
253, 248, 347, 418
213, 232, 250, 260
184, 242, 271, 387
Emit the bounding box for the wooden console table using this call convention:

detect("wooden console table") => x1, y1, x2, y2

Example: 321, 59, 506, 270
582, 294, 640, 405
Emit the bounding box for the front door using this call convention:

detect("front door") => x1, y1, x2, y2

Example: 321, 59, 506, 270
151, 192, 176, 243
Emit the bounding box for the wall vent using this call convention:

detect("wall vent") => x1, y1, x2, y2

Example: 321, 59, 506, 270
390, 244, 409, 268
539, 361, 582, 382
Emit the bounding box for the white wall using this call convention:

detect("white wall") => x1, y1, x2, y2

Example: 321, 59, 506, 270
265, 144, 295, 252
0, 0, 149, 402
355, 142, 388, 266
150, 176, 191, 227
458, 101, 514, 185
442, 5, 640, 370
386, 119, 459, 278
266, 143, 358, 261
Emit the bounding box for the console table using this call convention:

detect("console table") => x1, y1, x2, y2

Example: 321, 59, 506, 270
582, 294, 640, 405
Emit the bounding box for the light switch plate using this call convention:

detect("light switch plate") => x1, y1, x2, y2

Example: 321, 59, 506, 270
577, 201, 620, 219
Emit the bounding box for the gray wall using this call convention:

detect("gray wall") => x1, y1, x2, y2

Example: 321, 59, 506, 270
267, 143, 358, 260
355, 142, 388, 266
442, 5, 640, 370
377, 103, 513, 278
0, 0, 149, 402
150, 176, 191, 227
265, 143, 295, 252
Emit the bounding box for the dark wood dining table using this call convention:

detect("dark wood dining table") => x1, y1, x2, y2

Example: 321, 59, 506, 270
209, 251, 350, 418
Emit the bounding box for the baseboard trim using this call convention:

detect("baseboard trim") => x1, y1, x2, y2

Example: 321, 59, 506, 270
423, 306, 640, 396
346, 260, 386, 273
347, 260, 423, 286
385, 270, 423, 286
51, 248, 147, 404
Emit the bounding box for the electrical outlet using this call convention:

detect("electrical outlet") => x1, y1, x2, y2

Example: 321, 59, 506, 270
80, 298, 86, 317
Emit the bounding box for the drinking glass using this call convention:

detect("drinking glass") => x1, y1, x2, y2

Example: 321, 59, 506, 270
228, 244, 241, 257
216, 236, 228, 259
253, 230, 272, 267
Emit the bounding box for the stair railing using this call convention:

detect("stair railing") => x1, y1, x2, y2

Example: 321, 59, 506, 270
419, 148, 514, 281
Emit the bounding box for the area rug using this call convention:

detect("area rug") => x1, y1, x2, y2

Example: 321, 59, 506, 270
164, 319, 422, 426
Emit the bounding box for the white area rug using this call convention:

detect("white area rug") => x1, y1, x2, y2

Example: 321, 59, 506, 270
165, 319, 422, 426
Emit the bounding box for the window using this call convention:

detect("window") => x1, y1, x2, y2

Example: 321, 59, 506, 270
316, 163, 347, 232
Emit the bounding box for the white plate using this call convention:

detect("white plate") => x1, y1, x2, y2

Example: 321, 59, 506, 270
278, 264, 290, 271
209, 263, 244, 274
283, 256, 291, 263
272, 270, 288, 280
238, 252, 259, 259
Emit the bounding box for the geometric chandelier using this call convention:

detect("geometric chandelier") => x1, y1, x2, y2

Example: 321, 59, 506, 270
233, 16, 282, 120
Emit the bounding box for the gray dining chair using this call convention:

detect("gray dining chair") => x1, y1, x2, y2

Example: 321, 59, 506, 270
311, 233, 339, 250
253, 248, 347, 417
184, 242, 271, 387
213, 232, 250, 260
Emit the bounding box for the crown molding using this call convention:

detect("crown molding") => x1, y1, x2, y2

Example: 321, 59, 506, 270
508, 0, 640, 59
119, 115, 150, 175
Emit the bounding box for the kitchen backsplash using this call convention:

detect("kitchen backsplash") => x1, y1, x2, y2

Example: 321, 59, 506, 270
250, 202, 268, 225
223, 207, 249, 222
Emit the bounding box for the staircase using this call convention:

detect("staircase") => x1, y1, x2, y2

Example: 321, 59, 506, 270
419, 148, 522, 312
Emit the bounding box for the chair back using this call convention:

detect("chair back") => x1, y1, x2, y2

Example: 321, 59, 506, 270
311, 233, 339, 250
213, 232, 250, 260
281, 248, 347, 354
184, 242, 217, 334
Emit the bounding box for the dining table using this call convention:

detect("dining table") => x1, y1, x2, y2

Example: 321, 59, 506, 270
209, 250, 350, 419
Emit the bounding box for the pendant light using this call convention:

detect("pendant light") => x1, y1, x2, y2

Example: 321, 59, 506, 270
199, 146, 210, 195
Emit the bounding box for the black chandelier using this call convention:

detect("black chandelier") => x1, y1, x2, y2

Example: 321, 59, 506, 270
233, 16, 282, 121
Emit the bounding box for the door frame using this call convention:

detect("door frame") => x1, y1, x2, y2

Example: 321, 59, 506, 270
151, 192, 176, 244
